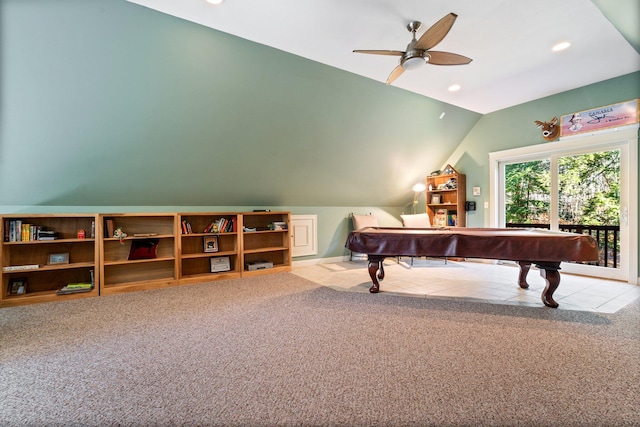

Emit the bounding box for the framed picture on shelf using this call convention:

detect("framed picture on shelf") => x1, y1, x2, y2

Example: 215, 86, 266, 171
9, 277, 27, 295
204, 236, 219, 253
48, 252, 70, 265
431, 194, 441, 204
210, 256, 231, 272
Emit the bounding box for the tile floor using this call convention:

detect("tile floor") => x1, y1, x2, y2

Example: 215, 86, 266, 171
292, 258, 640, 313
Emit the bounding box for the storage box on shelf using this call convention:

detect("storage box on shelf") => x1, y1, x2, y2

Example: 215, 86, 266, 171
178, 213, 241, 284
241, 212, 292, 276
1, 214, 99, 307
99, 213, 178, 295
426, 164, 467, 227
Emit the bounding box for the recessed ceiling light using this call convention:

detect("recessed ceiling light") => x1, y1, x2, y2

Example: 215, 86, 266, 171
206, 0, 224, 5
552, 41, 571, 52
448, 84, 461, 92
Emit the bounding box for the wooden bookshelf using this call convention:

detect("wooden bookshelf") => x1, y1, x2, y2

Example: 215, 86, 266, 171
1, 211, 293, 306
178, 213, 241, 284
426, 164, 466, 227
1, 214, 99, 307
241, 212, 292, 277
99, 213, 178, 295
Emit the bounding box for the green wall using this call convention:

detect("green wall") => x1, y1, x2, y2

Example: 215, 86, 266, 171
1, 0, 638, 263
0, 0, 480, 208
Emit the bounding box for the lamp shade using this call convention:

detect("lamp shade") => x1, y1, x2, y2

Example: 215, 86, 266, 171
412, 183, 426, 192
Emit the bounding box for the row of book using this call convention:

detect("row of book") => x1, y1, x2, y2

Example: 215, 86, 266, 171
433, 209, 458, 227
3, 220, 57, 242
182, 217, 236, 234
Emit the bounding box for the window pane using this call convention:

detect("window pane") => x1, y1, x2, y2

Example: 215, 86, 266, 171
558, 150, 620, 226
558, 149, 620, 268
504, 159, 550, 225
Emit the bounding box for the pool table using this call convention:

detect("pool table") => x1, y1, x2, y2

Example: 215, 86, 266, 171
345, 227, 599, 308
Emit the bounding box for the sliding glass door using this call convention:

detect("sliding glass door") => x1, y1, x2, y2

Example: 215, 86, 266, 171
490, 127, 637, 282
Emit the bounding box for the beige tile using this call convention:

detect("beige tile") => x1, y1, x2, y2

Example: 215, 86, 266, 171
292, 261, 638, 313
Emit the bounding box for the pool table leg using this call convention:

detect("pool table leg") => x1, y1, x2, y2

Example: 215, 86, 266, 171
538, 263, 561, 308
518, 261, 561, 308
367, 256, 386, 293
516, 262, 531, 289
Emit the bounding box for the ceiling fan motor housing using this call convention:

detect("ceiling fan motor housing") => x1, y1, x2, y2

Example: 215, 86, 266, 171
402, 51, 429, 69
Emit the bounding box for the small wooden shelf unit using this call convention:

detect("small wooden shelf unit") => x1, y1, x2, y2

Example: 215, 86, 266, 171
426, 164, 466, 227
1, 214, 99, 307
1, 211, 291, 307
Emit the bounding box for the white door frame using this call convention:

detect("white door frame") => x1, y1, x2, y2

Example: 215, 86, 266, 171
489, 125, 638, 284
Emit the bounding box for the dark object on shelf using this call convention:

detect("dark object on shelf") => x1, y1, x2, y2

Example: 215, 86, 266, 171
445, 178, 457, 189
128, 239, 159, 260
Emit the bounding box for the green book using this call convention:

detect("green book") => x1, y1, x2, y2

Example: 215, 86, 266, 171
65, 283, 93, 289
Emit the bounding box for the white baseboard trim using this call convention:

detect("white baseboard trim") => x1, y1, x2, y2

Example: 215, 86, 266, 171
292, 256, 349, 268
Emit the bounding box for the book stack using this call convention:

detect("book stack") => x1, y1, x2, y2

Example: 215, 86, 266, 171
56, 282, 93, 295
203, 217, 235, 234
181, 219, 193, 234
37, 230, 57, 240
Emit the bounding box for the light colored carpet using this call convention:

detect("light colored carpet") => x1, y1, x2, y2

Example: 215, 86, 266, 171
1, 272, 639, 426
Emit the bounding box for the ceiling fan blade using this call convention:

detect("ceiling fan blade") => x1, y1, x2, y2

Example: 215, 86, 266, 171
353, 50, 405, 56
414, 13, 457, 50
386, 65, 405, 85
427, 51, 472, 65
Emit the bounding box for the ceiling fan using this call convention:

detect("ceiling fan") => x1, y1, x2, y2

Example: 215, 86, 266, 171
353, 13, 472, 85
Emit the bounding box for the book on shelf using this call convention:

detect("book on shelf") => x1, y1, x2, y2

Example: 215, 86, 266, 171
37, 230, 57, 240
2, 264, 40, 272
5, 219, 21, 242
433, 208, 448, 227
447, 213, 458, 227
104, 218, 116, 238
56, 282, 94, 295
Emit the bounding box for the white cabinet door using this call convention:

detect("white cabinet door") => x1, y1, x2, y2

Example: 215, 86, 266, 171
291, 215, 317, 257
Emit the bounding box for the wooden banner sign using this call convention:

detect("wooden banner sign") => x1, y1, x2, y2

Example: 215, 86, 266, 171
560, 99, 639, 138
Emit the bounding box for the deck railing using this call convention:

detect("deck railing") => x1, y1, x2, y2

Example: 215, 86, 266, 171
505, 223, 620, 268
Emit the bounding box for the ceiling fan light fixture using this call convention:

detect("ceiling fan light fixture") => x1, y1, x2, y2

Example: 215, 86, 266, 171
205, 0, 224, 5
402, 56, 426, 70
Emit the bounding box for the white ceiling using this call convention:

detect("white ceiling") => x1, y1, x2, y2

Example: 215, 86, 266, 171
128, 0, 639, 114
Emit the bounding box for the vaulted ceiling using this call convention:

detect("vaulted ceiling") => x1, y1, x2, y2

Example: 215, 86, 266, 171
128, 0, 640, 114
